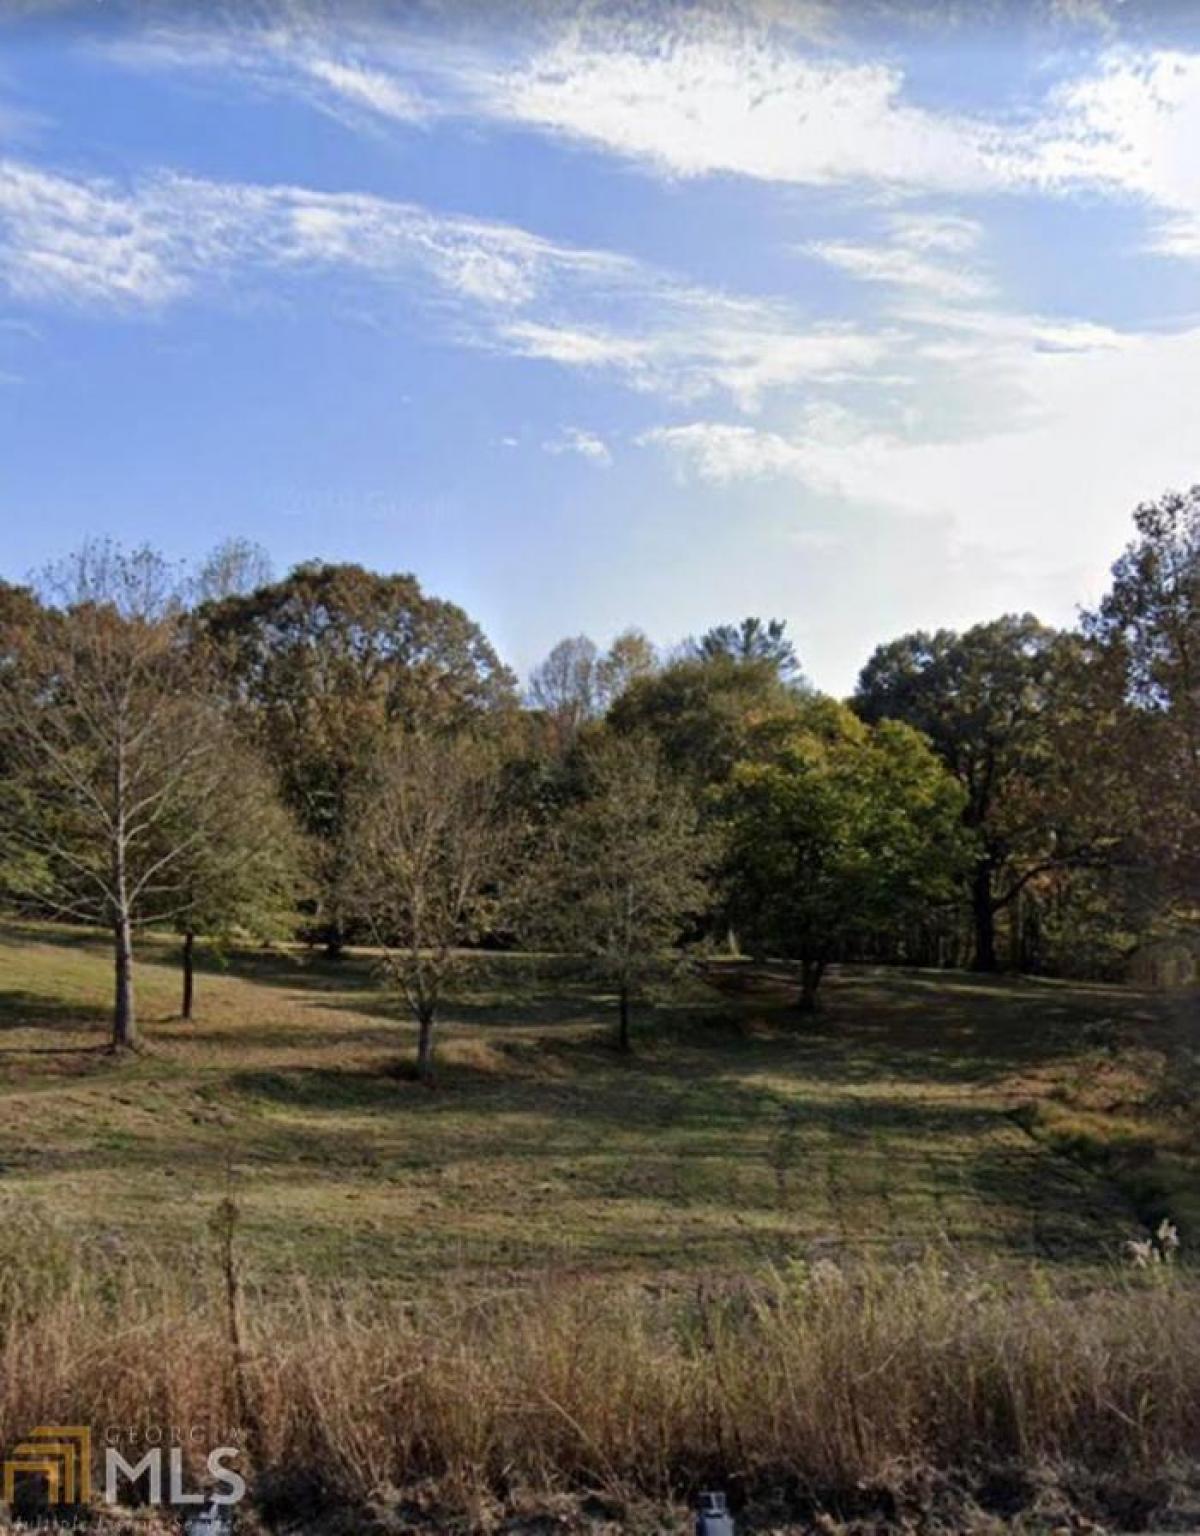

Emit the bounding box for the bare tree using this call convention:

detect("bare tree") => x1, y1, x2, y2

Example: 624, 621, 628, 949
193, 538, 274, 604
528, 632, 660, 755
527, 636, 602, 755
346, 729, 517, 1083
523, 733, 712, 1051
0, 543, 234, 1048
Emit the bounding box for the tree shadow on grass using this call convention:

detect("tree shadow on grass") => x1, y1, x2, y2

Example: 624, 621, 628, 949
147, 942, 1133, 1102
273, 959, 1164, 1098
0, 920, 110, 956
222, 1046, 1009, 1143
229, 1066, 416, 1113
960, 1139, 1140, 1261
0, 988, 110, 1038
213, 1056, 1138, 1267
700, 966, 1166, 1091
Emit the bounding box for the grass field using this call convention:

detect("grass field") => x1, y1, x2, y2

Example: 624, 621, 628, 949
1, 917, 1194, 1291
2, 918, 1199, 1531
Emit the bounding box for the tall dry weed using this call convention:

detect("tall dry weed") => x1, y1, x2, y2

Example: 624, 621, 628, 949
0, 1208, 1197, 1523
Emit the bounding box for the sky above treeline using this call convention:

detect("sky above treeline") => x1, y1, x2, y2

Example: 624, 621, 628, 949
1, 0, 1199, 694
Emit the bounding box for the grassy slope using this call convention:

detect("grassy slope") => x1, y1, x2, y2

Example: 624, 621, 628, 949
0, 918, 1194, 1290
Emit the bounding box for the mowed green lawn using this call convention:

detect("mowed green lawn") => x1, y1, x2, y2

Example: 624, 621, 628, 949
0, 918, 1192, 1290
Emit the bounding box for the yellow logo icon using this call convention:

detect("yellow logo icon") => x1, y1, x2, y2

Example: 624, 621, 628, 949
2, 1425, 92, 1507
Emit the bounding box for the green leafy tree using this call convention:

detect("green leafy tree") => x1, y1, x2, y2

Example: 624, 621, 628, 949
199, 562, 516, 953
722, 701, 967, 1011
610, 652, 808, 791
854, 616, 1079, 971
597, 628, 658, 705
694, 616, 802, 682
165, 740, 304, 1020
524, 733, 713, 1051
1082, 486, 1200, 923
0, 580, 47, 900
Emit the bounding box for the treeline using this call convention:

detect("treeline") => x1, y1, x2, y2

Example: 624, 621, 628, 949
0, 488, 1196, 1075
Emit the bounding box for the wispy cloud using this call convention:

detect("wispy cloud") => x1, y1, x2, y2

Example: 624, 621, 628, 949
470, 23, 1200, 242
805, 211, 991, 302
97, 15, 436, 130
0, 160, 580, 308
0, 160, 190, 305
301, 56, 426, 123
543, 426, 612, 465
470, 33, 1030, 192
93, 10, 1200, 258
1033, 49, 1200, 255
642, 421, 819, 483
499, 309, 885, 411
641, 309, 1200, 583
0, 156, 885, 409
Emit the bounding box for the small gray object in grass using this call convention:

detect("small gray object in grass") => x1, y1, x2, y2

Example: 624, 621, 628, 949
185, 1502, 235, 1536
696, 1490, 734, 1535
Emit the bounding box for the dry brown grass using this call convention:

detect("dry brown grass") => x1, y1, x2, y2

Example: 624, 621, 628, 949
3, 923, 1199, 1529
2, 1204, 1198, 1533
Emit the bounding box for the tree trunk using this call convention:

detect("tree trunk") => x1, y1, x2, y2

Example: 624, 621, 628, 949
416, 1010, 436, 1084
797, 958, 824, 1014
618, 984, 632, 1053
111, 733, 138, 1050
970, 861, 998, 973
1008, 887, 1023, 974
181, 930, 195, 1021
112, 911, 137, 1050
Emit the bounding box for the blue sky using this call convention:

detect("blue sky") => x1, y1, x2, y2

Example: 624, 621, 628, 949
1, 0, 1199, 693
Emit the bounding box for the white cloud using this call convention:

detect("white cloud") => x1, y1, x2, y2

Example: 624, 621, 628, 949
642, 422, 816, 482
0, 161, 188, 305
500, 321, 649, 371
0, 159, 633, 311
0, 156, 882, 409
500, 309, 885, 411
543, 426, 612, 465
95, 11, 1200, 259
798, 224, 989, 299
465, 27, 1200, 259
1045, 0, 1122, 35
301, 57, 426, 123
641, 399, 871, 489
99, 18, 435, 131
642, 313, 1200, 594
472, 33, 1029, 192
1033, 50, 1200, 252
884, 212, 984, 255
94, 11, 1033, 194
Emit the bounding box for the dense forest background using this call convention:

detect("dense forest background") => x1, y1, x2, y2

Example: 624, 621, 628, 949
0, 484, 1196, 1069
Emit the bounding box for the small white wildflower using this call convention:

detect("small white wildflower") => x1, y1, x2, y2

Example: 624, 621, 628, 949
1156, 1218, 1180, 1261
809, 1257, 844, 1290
